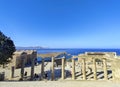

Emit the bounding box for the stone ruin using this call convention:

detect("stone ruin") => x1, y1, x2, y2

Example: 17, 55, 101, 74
4, 50, 37, 81
9, 50, 37, 69
39, 52, 120, 82
1, 51, 120, 82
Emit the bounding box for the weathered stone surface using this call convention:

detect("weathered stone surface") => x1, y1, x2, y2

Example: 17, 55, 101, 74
51, 57, 55, 81
11, 66, 15, 78
103, 59, 108, 80
0, 72, 5, 81
61, 58, 65, 80
93, 58, 97, 80
38, 52, 66, 58
112, 59, 120, 81
41, 58, 44, 79
9, 50, 37, 69
82, 58, 86, 80
72, 58, 75, 80
20, 56, 25, 80
30, 55, 35, 80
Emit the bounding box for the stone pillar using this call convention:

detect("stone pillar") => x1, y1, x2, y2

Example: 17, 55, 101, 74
21, 56, 25, 80
51, 57, 55, 81
61, 57, 65, 80
103, 59, 108, 80
82, 58, 86, 80
72, 58, 75, 80
11, 66, 15, 78
93, 58, 97, 80
41, 58, 44, 79
111, 61, 115, 81
30, 54, 35, 80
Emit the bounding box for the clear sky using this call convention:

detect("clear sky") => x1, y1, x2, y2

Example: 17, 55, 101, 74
0, 0, 120, 48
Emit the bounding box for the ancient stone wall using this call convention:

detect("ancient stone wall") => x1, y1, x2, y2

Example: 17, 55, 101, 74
9, 50, 37, 69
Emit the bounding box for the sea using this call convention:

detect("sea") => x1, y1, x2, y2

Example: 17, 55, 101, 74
37, 48, 120, 56
20, 48, 120, 64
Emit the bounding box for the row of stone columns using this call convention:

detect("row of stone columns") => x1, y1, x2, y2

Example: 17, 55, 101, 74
11, 56, 108, 81
35, 57, 108, 81
71, 58, 108, 80
38, 56, 66, 80
36, 57, 108, 81
19, 56, 65, 81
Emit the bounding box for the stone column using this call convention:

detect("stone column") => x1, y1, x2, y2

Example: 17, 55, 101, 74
61, 57, 65, 80
103, 59, 108, 80
51, 57, 55, 81
11, 66, 15, 78
30, 54, 35, 80
93, 58, 97, 80
111, 61, 115, 81
82, 58, 86, 80
41, 58, 44, 79
72, 58, 75, 80
21, 56, 25, 80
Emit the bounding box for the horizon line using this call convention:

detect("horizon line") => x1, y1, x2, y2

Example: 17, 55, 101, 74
16, 46, 120, 49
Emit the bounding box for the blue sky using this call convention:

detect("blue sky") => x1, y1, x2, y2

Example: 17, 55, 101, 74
0, 0, 120, 48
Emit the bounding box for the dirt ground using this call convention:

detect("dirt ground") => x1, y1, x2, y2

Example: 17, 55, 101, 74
0, 80, 120, 87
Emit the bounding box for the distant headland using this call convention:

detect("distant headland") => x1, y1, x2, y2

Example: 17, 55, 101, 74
16, 46, 49, 50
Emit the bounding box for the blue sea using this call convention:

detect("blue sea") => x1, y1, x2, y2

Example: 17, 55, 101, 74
24, 48, 120, 64
37, 48, 120, 56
